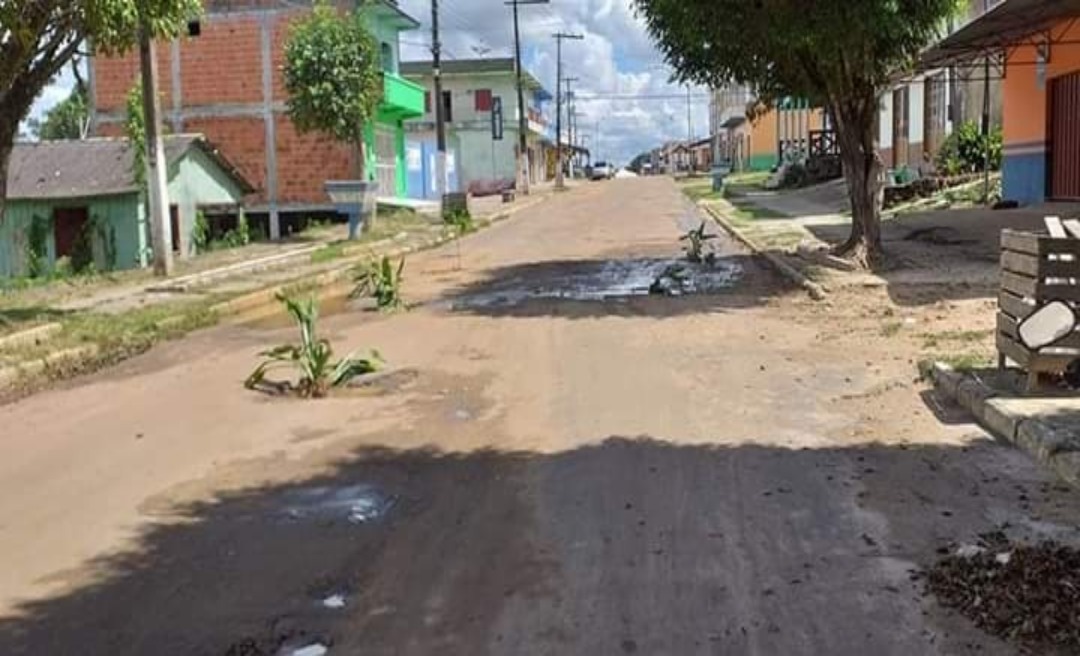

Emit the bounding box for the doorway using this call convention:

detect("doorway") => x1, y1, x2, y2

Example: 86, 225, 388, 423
53, 207, 89, 259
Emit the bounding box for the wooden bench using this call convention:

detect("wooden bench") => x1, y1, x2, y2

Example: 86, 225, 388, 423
998, 217, 1080, 389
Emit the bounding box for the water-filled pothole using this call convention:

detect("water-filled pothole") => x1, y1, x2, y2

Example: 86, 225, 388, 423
451, 257, 743, 309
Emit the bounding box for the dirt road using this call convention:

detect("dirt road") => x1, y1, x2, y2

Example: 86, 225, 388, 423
2, 177, 1079, 655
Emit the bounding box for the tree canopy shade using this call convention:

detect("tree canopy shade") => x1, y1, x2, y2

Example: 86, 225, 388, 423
283, 1, 382, 179
0, 0, 201, 220
634, 0, 962, 265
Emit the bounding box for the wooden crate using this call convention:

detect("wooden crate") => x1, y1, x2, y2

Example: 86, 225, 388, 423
998, 228, 1080, 387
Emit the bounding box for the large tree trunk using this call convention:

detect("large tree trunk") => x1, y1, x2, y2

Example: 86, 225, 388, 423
832, 99, 885, 268
0, 120, 17, 227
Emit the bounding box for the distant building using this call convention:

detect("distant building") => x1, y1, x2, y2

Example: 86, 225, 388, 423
0, 136, 253, 277
400, 58, 553, 197
88, 0, 426, 238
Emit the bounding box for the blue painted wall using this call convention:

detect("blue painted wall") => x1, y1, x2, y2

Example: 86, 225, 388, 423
1002, 151, 1047, 205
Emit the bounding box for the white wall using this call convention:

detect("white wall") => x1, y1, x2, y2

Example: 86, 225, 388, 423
908, 78, 925, 146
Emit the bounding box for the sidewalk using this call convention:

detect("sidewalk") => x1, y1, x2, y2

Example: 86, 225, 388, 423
0, 186, 561, 396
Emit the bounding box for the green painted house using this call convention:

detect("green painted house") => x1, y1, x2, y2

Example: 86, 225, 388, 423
0, 135, 253, 277
363, 1, 427, 202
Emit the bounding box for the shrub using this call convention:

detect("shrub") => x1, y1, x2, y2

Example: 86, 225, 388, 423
936, 121, 1002, 175
444, 207, 475, 234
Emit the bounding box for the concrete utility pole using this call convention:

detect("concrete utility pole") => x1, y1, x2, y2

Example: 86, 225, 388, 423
563, 77, 578, 176
506, 0, 549, 195
138, 20, 174, 276
553, 32, 583, 190
686, 85, 693, 145
432, 0, 448, 208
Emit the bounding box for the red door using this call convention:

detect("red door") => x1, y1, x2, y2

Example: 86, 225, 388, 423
1049, 71, 1080, 200
53, 207, 89, 258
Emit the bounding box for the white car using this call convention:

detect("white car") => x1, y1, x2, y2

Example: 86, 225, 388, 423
590, 162, 614, 180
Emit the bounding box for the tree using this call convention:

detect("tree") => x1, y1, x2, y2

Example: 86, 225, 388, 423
33, 60, 90, 140
634, 0, 961, 266
283, 1, 382, 181
0, 0, 200, 220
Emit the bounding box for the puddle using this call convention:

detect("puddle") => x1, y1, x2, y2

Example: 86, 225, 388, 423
452, 257, 743, 309
281, 484, 396, 525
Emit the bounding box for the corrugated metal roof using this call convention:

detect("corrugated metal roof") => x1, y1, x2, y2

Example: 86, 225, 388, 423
921, 0, 1080, 69
7, 135, 254, 200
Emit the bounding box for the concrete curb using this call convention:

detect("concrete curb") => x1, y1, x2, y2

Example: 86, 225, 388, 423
0, 188, 555, 394
928, 362, 1080, 487
699, 202, 828, 301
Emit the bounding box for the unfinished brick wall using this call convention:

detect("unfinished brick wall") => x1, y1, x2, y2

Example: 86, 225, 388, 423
90, 3, 355, 211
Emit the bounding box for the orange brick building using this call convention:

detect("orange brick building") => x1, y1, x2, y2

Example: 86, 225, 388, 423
89, 1, 424, 238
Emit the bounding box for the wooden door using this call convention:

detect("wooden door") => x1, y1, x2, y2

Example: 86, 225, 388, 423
1049, 71, 1080, 200
53, 207, 89, 258
892, 88, 910, 168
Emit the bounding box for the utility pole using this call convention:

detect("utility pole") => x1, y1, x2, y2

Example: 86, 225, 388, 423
138, 18, 173, 276
506, 0, 549, 196
432, 0, 448, 210
563, 77, 578, 176
553, 32, 583, 190
686, 85, 693, 144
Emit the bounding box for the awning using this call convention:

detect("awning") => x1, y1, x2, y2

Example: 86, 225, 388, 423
920, 0, 1080, 69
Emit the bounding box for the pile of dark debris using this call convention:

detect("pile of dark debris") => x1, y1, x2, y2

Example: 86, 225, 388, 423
923, 531, 1080, 653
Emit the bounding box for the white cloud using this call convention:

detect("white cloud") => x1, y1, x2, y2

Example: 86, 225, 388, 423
397, 0, 709, 165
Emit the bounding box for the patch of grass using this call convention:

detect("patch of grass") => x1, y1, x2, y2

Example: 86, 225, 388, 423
922, 329, 993, 349
1, 299, 220, 365
680, 180, 724, 202
310, 242, 346, 265
928, 352, 994, 372
730, 200, 789, 220
724, 170, 770, 187
362, 208, 430, 242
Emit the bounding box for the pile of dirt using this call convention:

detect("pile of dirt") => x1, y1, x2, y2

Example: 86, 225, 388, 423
924, 539, 1080, 652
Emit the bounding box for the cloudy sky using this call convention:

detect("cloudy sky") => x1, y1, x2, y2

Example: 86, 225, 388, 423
28, 0, 710, 165
396, 0, 710, 164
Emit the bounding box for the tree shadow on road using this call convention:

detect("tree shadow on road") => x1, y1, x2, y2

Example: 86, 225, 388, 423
437, 254, 789, 319
1, 434, 1078, 655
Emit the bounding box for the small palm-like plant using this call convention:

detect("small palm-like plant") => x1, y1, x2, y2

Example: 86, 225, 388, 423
680, 221, 717, 264
245, 295, 382, 398
352, 256, 406, 311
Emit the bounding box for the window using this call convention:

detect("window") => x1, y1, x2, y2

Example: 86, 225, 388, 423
442, 90, 453, 122
424, 91, 431, 113
475, 88, 493, 111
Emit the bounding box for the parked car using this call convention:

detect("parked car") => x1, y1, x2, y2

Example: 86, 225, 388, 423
591, 162, 614, 180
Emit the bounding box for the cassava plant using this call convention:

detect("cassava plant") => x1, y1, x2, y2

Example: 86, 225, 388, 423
680, 221, 717, 264
352, 256, 406, 312
245, 294, 382, 398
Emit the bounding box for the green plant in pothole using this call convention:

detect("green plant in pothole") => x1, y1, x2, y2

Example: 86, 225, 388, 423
351, 256, 406, 312
245, 295, 382, 398
680, 221, 717, 264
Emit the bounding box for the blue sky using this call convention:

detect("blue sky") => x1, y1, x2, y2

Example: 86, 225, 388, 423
29, 1, 710, 164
